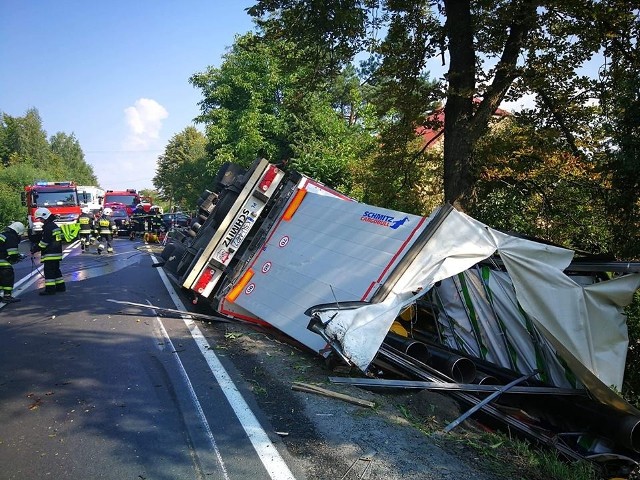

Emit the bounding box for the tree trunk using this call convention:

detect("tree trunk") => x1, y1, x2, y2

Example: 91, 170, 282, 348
443, 0, 537, 209
443, 0, 475, 209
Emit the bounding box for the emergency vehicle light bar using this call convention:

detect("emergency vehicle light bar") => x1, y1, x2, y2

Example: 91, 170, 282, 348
225, 269, 254, 303
34, 181, 73, 187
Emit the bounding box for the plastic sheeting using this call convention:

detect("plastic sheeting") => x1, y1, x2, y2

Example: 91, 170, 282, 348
322, 206, 640, 407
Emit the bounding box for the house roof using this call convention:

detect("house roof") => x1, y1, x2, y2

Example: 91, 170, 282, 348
416, 100, 511, 149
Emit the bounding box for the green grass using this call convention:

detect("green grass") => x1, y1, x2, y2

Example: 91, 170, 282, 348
439, 430, 600, 480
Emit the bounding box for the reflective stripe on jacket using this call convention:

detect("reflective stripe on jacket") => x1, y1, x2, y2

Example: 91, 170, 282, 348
38, 219, 63, 262
0, 229, 20, 267
97, 217, 116, 235
78, 213, 94, 234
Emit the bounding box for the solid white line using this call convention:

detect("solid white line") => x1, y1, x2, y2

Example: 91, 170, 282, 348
152, 254, 297, 480
153, 308, 230, 480
1, 241, 80, 309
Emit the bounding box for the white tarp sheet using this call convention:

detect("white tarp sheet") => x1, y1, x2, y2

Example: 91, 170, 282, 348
322, 206, 640, 407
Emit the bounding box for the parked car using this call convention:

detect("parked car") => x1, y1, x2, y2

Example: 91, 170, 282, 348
110, 207, 131, 236
162, 212, 191, 231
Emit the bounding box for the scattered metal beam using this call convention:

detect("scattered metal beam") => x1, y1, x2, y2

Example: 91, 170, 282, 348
442, 370, 539, 433
107, 299, 234, 323
376, 345, 584, 461
328, 377, 587, 396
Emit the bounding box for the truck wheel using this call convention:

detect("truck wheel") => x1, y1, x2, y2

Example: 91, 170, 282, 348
213, 162, 246, 192
160, 243, 176, 261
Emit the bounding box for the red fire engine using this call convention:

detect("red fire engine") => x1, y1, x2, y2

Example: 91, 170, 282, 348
103, 189, 144, 215
22, 181, 82, 240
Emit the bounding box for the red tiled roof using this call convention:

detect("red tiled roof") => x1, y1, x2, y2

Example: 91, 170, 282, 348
416, 100, 510, 149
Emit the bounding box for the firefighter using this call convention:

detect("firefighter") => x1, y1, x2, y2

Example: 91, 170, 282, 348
144, 206, 164, 243
30, 207, 65, 295
0, 221, 25, 303
129, 203, 146, 240
96, 207, 117, 254
77, 206, 94, 252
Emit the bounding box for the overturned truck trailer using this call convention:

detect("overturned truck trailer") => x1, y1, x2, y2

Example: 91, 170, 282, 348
160, 158, 640, 471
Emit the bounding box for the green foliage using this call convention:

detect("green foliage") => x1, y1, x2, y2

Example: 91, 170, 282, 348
49, 132, 97, 185
190, 33, 294, 171
153, 126, 208, 209
596, 2, 640, 260
623, 293, 640, 408
1, 108, 50, 167
454, 430, 599, 480
190, 33, 378, 192
468, 117, 613, 253
0, 108, 97, 226
0, 163, 40, 226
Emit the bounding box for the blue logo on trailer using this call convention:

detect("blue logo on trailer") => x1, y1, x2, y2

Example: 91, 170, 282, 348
360, 211, 409, 230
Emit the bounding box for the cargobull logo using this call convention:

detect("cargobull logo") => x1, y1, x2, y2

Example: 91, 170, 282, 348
360, 211, 409, 230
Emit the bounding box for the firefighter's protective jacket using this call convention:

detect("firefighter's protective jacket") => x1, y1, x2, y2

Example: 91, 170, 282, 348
97, 215, 117, 236
0, 228, 20, 268
37, 218, 63, 261
77, 212, 94, 235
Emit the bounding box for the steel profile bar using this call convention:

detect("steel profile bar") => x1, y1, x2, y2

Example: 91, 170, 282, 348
328, 377, 587, 396
442, 370, 540, 433
375, 345, 583, 461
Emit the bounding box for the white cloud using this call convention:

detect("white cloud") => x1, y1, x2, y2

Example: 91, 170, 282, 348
123, 98, 169, 150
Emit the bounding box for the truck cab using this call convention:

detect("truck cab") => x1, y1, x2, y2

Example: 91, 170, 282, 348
22, 181, 82, 240
77, 185, 105, 215
103, 189, 141, 216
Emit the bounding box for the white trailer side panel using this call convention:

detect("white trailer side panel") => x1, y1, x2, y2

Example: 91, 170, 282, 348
219, 191, 429, 353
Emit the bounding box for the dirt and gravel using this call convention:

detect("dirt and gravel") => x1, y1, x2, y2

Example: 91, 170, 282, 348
197, 318, 516, 480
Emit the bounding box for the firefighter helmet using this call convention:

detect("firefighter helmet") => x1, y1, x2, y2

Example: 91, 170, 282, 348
103, 207, 113, 216
81, 206, 91, 214
8, 221, 26, 236
34, 207, 52, 220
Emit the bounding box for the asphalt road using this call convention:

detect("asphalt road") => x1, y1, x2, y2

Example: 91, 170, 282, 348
0, 237, 304, 480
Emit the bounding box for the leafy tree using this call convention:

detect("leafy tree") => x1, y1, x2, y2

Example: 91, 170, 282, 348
0, 163, 41, 226
0, 108, 96, 226
153, 126, 208, 209
247, 0, 637, 212
50, 132, 98, 185
190, 33, 294, 173
190, 33, 377, 193
1, 108, 51, 167
469, 117, 611, 252
595, 2, 640, 260
287, 66, 379, 194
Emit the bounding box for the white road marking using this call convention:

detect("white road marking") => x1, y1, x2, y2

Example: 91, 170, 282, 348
1, 241, 80, 308
152, 254, 297, 480
6, 244, 296, 479
152, 306, 230, 480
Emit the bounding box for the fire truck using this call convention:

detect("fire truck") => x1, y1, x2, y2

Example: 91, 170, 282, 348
103, 189, 143, 215
22, 181, 82, 241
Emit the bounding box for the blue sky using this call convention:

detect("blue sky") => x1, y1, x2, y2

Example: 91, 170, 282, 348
1, 1, 256, 192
